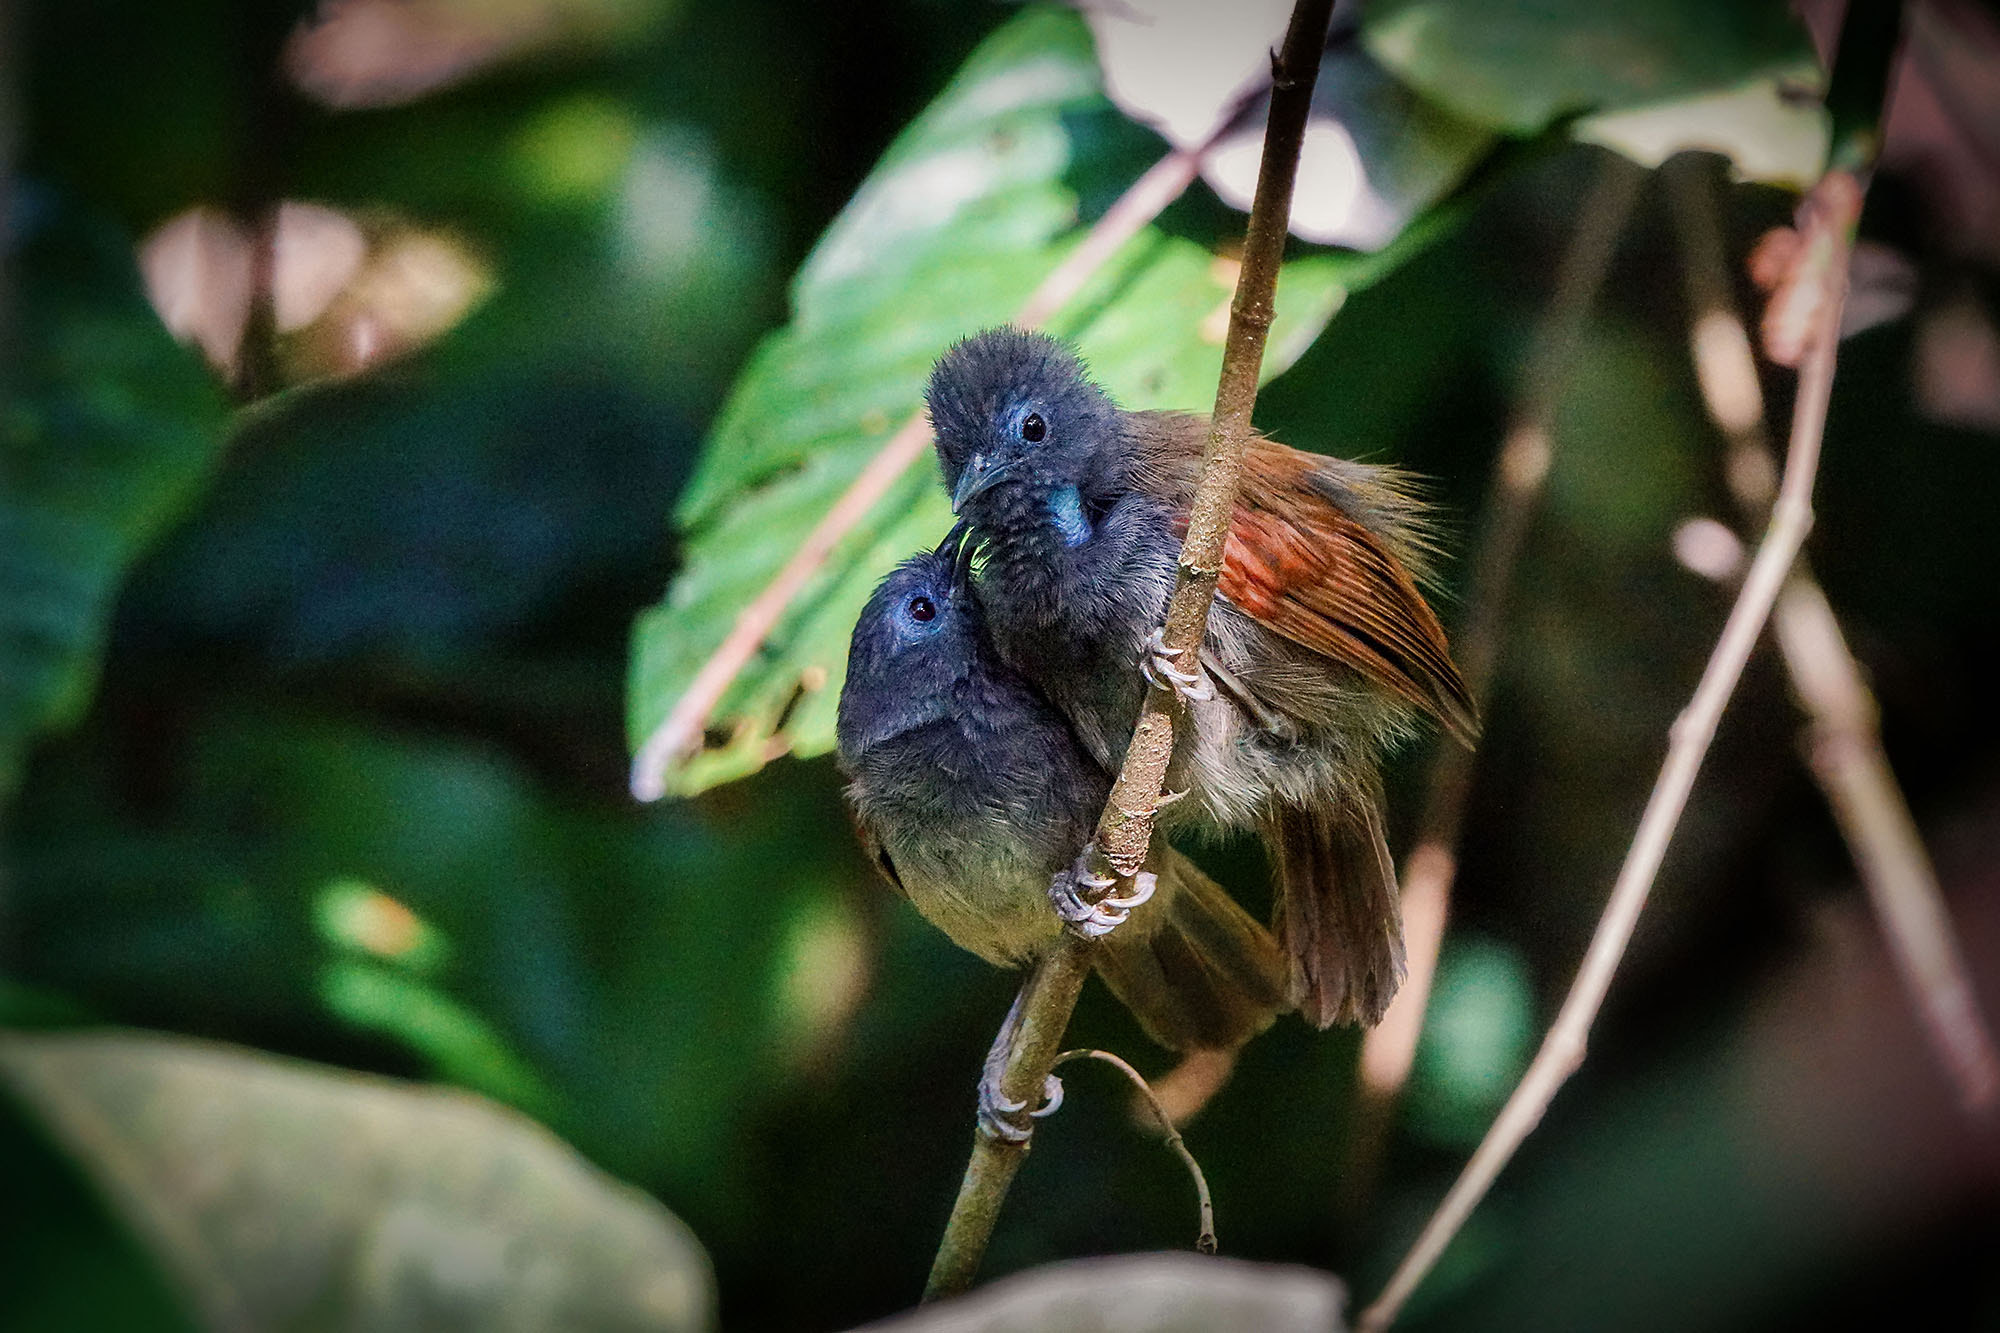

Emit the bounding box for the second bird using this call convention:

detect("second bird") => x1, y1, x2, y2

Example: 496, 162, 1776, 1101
927, 328, 1477, 1028
836, 536, 1288, 1079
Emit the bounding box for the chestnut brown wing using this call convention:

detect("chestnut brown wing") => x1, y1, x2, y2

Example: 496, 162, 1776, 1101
1219, 440, 1479, 745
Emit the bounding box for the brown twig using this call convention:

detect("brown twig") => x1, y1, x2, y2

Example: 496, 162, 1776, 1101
1052, 1049, 1218, 1253
1357, 164, 1862, 1333
923, 948, 1092, 1302
1781, 578, 2000, 1110
923, 0, 1337, 1299
630, 146, 1207, 801
1349, 157, 1644, 1178
1665, 153, 2000, 1112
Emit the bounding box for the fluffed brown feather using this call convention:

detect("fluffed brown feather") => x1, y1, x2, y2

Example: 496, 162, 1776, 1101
1224, 440, 1479, 746
1126, 413, 1477, 746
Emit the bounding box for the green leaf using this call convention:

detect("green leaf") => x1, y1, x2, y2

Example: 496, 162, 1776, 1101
628, 6, 1445, 798
0, 1030, 715, 1333
1573, 78, 1829, 187
320, 957, 560, 1118
1363, 0, 1819, 138
0, 197, 230, 797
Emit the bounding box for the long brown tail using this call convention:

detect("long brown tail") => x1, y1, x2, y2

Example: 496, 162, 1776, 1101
1092, 848, 1290, 1053
1265, 791, 1406, 1028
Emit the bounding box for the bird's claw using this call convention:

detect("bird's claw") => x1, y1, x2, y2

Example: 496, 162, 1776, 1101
977, 1069, 1065, 1143
977, 987, 1065, 1142
1050, 851, 1158, 940
1142, 629, 1215, 703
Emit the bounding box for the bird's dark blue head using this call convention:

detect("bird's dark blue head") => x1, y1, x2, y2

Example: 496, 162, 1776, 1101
836, 530, 987, 762
925, 328, 1119, 536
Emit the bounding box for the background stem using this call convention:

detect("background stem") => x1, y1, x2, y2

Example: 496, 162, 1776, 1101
1357, 166, 1862, 1331
1665, 152, 1999, 1113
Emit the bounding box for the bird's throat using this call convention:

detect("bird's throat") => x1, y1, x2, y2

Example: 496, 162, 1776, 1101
1048, 485, 1091, 547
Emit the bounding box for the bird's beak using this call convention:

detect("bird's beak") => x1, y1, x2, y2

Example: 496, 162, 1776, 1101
950, 454, 1017, 513
942, 521, 977, 592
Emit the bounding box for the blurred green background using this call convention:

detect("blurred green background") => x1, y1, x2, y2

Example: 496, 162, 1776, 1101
4, 1, 1999, 1330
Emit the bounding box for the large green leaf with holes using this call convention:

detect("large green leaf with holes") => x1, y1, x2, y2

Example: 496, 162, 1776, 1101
626, 5, 1463, 798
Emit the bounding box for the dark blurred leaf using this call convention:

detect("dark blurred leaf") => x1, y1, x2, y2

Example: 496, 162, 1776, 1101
0, 196, 230, 797
0, 975, 92, 1027
630, 6, 1396, 797
7, 707, 848, 1217
1363, 0, 1818, 139
21, 0, 253, 225
853, 1254, 1346, 1332
0, 1030, 715, 1333
136, 366, 687, 668
0, 1086, 198, 1333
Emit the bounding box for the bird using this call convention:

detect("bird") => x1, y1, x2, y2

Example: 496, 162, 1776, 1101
835, 532, 1289, 1134
925, 327, 1476, 1029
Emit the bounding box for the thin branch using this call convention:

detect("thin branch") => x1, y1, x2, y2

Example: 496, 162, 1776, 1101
1665, 153, 2000, 1112
1052, 1049, 1217, 1253
924, 949, 1091, 1302
923, 0, 1337, 1299
1358, 6, 1920, 1315
1357, 165, 1863, 1333
1352, 156, 1644, 1140
630, 146, 1206, 800
1781, 579, 2000, 1110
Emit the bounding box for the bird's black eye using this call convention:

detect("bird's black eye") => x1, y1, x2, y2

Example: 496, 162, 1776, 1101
908, 596, 936, 623
1020, 412, 1046, 443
